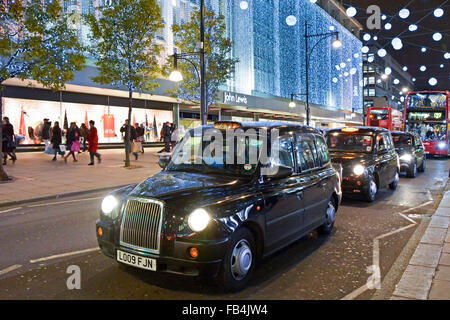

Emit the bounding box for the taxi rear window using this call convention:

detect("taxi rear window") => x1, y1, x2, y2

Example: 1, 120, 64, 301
326, 133, 373, 153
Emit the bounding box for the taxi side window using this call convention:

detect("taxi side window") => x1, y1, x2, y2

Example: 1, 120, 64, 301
276, 135, 295, 169
315, 135, 330, 166
377, 134, 389, 152
295, 134, 316, 172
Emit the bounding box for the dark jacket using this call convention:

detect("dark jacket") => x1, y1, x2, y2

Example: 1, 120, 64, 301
120, 124, 137, 141
42, 122, 51, 140
162, 124, 172, 141
66, 127, 80, 148
2, 123, 15, 153
51, 127, 62, 149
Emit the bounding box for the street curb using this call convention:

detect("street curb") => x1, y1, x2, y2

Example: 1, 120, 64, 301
0, 184, 130, 209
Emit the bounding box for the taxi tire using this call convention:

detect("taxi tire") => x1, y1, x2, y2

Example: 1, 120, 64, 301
364, 177, 377, 202
318, 198, 336, 235
418, 158, 426, 172
407, 161, 417, 178
389, 171, 399, 190
218, 227, 256, 292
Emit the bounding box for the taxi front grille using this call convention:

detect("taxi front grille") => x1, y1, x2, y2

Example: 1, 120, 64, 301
119, 197, 164, 254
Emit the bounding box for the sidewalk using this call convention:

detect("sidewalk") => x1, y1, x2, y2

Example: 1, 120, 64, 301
392, 189, 450, 300
0, 148, 163, 206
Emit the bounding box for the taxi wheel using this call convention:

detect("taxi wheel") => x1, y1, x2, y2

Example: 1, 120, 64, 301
389, 171, 399, 190
407, 161, 417, 178
418, 158, 426, 172
364, 178, 377, 202
318, 199, 336, 235
218, 227, 256, 292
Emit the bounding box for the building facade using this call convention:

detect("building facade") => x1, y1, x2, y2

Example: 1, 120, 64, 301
2, 0, 364, 145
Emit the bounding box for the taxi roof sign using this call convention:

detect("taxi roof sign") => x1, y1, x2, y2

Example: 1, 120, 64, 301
342, 127, 359, 133
214, 121, 242, 130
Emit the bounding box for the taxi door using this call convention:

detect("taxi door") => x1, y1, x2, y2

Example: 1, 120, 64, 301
262, 134, 305, 249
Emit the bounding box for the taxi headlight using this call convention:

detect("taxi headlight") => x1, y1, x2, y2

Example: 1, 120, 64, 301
101, 195, 118, 217
400, 154, 412, 162
188, 208, 210, 232
353, 164, 365, 176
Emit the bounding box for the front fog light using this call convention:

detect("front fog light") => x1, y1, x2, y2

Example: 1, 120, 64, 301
188, 208, 210, 232
101, 195, 118, 216
353, 164, 365, 176
400, 154, 412, 162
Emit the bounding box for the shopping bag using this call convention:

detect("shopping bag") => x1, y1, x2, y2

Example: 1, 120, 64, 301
59, 144, 67, 153
132, 141, 142, 153
71, 141, 81, 152
44, 145, 55, 155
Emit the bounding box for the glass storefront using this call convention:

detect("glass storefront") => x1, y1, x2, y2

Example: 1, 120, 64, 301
3, 97, 172, 144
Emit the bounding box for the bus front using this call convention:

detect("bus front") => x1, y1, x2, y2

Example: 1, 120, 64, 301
404, 91, 449, 156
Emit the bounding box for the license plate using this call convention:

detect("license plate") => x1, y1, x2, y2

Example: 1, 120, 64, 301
117, 250, 156, 271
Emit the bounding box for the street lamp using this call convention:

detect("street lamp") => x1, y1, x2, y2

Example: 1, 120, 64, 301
168, 0, 207, 125
304, 21, 342, 126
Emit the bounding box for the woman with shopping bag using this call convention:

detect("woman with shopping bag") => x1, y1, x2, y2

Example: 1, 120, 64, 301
64, 122, 80, 163
50, 121, 64, 161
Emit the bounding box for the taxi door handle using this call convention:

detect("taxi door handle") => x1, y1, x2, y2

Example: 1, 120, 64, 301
297, 192, 303, 199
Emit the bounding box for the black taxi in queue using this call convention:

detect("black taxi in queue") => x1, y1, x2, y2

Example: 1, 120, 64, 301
391, 131, 426, 178
324, 126, 400, 202
96, 121, 342, 291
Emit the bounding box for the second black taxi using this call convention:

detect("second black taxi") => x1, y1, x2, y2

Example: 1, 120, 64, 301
391, 131, 426, 178
96, 121, 342, 291
324, 126, 400, 202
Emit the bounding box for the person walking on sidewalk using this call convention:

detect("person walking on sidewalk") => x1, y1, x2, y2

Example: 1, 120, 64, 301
42, 118, 51, 150
120, 120, 139, 161
50, 121, 63, 161
64, 122, 80, 163
2, 117, 17, 165
136, 123, 145, 154
80, 123, 89, 152
88, 120, 101, 166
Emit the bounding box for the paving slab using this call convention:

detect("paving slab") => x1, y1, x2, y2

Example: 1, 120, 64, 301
434, 265, 450, 281
443, 243, 450, 254
428, 280, 450, 300
409, 243, 442, 268
439, 253, 450, 266
393, 265, 435, 300
446, 229, 450, 243
429, 216, 450, 229
435, 207, 450, 217
420, 227, 447, 245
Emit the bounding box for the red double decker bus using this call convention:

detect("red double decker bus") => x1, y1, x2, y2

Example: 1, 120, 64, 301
404, 91, 450, 156
367, 107, 403, 131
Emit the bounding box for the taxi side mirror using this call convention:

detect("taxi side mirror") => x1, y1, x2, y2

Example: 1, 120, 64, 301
265, 165, 294, 180
158, 157, 170, 169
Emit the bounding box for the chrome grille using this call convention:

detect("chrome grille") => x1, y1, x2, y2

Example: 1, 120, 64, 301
119, 197, 164, 254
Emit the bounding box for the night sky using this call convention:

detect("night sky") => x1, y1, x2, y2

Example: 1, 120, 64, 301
343, 0, 449, 91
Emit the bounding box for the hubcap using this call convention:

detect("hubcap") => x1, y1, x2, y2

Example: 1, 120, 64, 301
230, 239, 252, 281
369, 180, 377, 197
325, 201, 336, 227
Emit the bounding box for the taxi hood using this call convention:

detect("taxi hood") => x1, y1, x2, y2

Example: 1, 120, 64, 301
128, 170, 252, 210
329, 152, 370, 166
394, 145, 414, 155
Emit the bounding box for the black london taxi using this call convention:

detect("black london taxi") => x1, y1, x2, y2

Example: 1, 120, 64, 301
96, 121, 342, 291
391, 131, 426, 178
324, 127, 400, 202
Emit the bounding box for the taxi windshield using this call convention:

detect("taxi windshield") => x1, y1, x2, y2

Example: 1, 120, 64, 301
167, 128, 263, 177
326, 133, 374, 153
392, 134, 412, 146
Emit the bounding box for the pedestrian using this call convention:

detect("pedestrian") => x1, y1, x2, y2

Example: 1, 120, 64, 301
120, 119, 139, 160
80, 123, 89, 152
50, 121, 63, 161
170, 123, 177, 151
88, 120, 101, 165
163, 121, 172, 152
2, 117, 17, 165
42, 118, 51, 150
64, 122, 80, 163
136, 123, 145, 154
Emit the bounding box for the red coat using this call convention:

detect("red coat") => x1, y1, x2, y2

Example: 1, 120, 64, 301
88, 126, 99, 153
